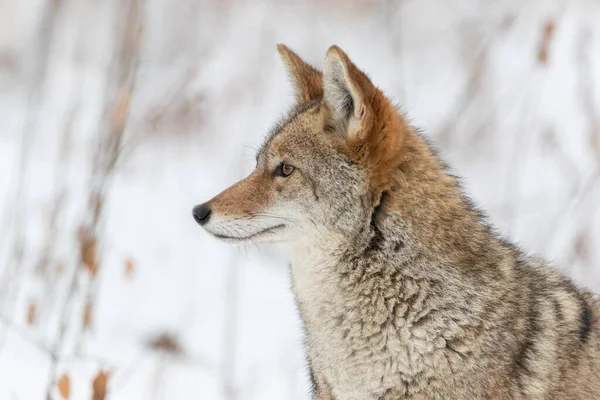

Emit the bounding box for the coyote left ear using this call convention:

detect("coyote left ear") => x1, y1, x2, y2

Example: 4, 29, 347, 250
277, 44, 323, 104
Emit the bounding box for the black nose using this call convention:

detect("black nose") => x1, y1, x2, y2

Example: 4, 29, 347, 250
192, 204, 211, 226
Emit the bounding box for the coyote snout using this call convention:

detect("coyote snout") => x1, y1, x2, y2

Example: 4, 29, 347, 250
192, 168, 297, 243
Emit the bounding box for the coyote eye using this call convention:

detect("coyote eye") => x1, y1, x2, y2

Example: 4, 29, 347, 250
274, 163, 295, 177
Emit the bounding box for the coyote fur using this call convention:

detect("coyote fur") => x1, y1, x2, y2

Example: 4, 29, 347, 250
193, 44, 600, 399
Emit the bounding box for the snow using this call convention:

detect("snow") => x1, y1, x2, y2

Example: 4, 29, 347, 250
0, 0, 599, 398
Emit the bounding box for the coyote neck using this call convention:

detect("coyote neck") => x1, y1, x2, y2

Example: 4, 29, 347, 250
286, 129, 510, 398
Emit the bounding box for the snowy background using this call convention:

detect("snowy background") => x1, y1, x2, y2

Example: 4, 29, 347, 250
1, 0, 599, 399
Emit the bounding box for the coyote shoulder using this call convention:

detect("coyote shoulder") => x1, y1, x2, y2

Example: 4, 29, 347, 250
193, 44, 600, 399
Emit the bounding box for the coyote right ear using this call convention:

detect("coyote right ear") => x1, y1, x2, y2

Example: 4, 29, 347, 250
323, 45, 406, 206
277, 44, 323, 104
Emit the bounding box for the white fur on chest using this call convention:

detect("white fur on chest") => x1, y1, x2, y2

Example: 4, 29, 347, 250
289, 241, 339, 317
288, 242, 462, 399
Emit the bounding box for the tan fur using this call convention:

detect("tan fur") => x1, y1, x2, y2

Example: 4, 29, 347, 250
195, 45, 600, 399
278, 44, 324, 103
209, 172, 274, 218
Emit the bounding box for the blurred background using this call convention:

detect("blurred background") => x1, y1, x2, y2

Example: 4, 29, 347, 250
0, 0, 599, 398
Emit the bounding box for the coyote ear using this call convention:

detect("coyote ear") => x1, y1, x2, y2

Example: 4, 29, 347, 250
277, 44, 323, 104
323, 45, 407, 205
323, 46, 372, 139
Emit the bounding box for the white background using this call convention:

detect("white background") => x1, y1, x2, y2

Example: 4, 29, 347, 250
0, 0, 599, 398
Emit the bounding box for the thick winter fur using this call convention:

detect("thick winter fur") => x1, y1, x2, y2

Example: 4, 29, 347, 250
195, 44, 600, 399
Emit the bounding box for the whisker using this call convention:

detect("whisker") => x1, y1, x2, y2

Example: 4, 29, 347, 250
251, 212, 302, 223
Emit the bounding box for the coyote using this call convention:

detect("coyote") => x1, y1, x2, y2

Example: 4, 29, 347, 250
193, 44, 600, 399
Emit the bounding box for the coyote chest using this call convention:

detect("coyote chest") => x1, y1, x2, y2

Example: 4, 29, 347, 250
289, 243, 465, 399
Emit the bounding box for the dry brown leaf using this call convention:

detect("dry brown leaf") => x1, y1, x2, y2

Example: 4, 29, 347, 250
124, 258, 135, 279
27, 300, 37, 326
544, 20, 556, 39
537, 20, 557, 65
538, 48, 549, 65
148, 332, 183, 355
57, 374, 70, 399
83, 302, 93, 328
79, 228, 97, 275
92, 370, 109, 400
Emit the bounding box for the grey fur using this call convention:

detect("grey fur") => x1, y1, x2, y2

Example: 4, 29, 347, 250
197, 45, 600, 399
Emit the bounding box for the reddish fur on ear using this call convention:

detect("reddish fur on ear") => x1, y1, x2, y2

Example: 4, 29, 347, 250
360, 95, 407, 206
277, 44, 323, 103
325, 46, 407, 205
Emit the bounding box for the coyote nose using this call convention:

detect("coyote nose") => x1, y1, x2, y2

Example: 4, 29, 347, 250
193, 204, 211, 226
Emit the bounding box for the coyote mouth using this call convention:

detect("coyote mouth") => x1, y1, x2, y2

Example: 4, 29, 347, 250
213, 224, 286, 241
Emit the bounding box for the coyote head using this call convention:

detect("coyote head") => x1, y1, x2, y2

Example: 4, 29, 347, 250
193, 45, 407, 244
